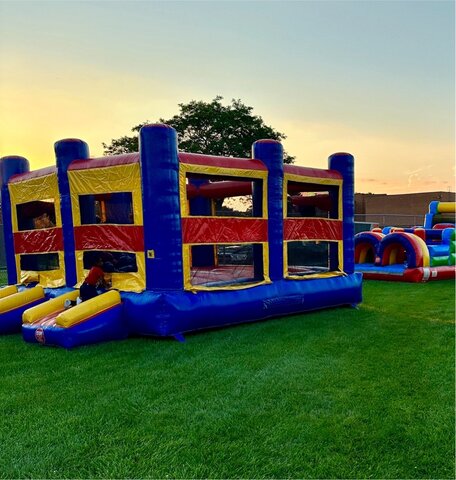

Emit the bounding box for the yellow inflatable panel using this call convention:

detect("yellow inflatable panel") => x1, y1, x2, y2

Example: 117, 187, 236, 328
437, 202, 456, 213
0, 286, 45, 314
56, 290, 121, 328
23, 290, 79, 324
0, 285, 18, 299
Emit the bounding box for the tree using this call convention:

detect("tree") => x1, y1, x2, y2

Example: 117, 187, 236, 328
103, 96, 295, 163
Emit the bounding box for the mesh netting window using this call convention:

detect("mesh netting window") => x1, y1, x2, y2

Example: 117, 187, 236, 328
286, 184, 339, 219
16, 200, 56, 231
79, 192, 134, 225
287, 241, 332, 276
83, 251, 138, 273
285, 180, 341, 276
20, 253, 59, 271
190, 243, 264, 287
186, 175, 263, 218
185, 173, 265, 288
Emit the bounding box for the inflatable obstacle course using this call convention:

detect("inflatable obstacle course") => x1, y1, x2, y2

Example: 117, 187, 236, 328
0, 124, 362, 348
355, 201, 455, 282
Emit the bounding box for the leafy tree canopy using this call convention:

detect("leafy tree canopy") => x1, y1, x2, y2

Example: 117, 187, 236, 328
103, 96, 294, 163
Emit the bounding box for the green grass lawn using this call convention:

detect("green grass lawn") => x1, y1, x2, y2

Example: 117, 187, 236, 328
0, 279, 454, 479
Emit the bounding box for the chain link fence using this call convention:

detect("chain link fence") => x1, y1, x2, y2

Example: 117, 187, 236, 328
354, 214, 424, 229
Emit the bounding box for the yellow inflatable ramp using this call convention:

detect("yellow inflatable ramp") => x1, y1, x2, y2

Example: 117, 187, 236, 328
0, 285, 18, 299
23, 290, 80, 325
22, 290, 127, 349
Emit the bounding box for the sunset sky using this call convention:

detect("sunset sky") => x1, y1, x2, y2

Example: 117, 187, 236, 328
0, 0, 454, 194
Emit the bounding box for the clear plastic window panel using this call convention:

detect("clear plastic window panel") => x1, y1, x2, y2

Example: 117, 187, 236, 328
16, 199, 56, 231
79, 192, 134, 225
82, 250, 138, 273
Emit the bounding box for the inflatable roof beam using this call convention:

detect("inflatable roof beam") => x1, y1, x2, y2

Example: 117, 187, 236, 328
0, 156, 30, 285
54, 139, 90, 287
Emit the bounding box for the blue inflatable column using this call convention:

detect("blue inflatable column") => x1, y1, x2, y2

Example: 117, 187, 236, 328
0, 156, 30, 284
54, 139, 90, 287
140, 125, 183, 290
424, 201, 439, 229
252, 140, 284, 281
329, 153, 355, 274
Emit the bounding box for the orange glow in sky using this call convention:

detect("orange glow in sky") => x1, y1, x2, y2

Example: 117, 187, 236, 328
0, 1, 454, 195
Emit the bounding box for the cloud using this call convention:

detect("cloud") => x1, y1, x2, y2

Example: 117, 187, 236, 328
405, 165, 434, 187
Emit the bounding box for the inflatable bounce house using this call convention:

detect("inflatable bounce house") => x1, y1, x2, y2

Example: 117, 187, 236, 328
0, 124, 362, 348
355, 201, 455, 282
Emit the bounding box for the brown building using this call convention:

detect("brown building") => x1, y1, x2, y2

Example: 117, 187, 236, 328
355, 191, 456, 227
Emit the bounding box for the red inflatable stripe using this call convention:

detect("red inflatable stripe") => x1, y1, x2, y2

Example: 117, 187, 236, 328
74, 225, 144, 251
69, 153, 140, 170
179, 153, 266, 171
284, 218, 342, 241
284, 164, 342, 180
14, 228, 63, 253
182, 217, 268, 244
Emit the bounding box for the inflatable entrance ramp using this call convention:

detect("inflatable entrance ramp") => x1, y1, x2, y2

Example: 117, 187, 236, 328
22, 290, 127, 348
0, 286, 45, 334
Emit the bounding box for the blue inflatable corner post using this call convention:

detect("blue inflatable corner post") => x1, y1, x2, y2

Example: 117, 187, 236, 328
0, 156, 30, 285
424, 201, 439, 229
54, 139, 90, 287
140, 124, 184, 290
252, 140, 284, 281
329, 153, 355, 274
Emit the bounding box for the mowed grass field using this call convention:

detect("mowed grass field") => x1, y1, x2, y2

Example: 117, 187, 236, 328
0, 275, 454, 479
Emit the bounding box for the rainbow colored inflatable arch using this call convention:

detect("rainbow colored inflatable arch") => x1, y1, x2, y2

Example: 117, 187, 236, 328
0, 124, 362, 347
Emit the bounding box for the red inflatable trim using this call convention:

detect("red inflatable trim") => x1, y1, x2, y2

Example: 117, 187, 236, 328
361, 266, 455, 282
433, 223, 455, 230
74, 225, 144, 251
284, 164, 342, 180
10, 166, 57, 183
198, 181, 253, 199
14, 228, 63, 253
179, 153, 267, 171
291, 194, 332, 211
284, 218, 342, 241
182, 217, 268, 244
69, 153, 140, 170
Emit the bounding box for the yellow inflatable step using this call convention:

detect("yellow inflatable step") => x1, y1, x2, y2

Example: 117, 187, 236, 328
0, 285, 18, 299
56, 290, 122, 328
23, 290, 80, 324
0, 286, 45, 314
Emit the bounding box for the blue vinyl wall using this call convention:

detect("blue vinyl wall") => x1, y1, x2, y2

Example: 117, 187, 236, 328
140, 125, 183, 290
328, 153, 355, 274
252, 140, 284, 281
0, 156, 30, 284
54, 139, 90, 286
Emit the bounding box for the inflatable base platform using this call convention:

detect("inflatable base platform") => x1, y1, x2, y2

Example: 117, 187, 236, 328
15, 272, 362, 348
355, 264, 455, 282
